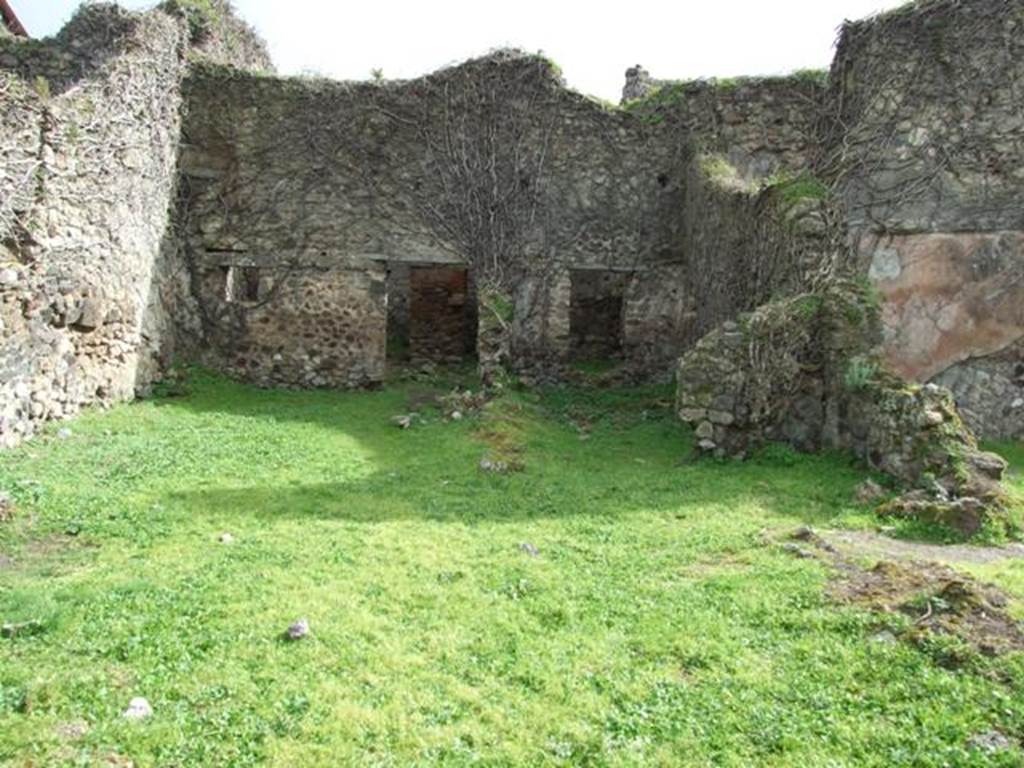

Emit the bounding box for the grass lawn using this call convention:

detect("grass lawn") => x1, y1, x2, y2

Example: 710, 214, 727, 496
1, 371, 1024, 766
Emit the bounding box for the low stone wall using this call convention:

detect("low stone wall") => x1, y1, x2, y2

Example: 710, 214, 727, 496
676, 288, 859, 461
676, 283, 1011, 534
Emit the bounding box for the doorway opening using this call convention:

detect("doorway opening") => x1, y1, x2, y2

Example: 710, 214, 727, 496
387, 264, 477, 365
569, 269, 628, 361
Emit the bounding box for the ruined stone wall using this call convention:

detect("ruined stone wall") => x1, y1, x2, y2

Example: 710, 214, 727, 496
669, 0, 1022, 531
3, 0, 1021, 449
676, 283, 1011, 535
0, 2, 270, 447
179, 54, 692, 387
828, 0, 1024, 438
0, 6, 189, 447
618, 75, 841, 370
160, 0, 273, 73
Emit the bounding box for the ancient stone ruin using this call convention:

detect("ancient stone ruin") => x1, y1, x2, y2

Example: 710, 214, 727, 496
1, 0, 1021, 525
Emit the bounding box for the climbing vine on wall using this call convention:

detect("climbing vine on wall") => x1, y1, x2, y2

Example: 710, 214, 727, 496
385, 53, 558, 289
179, 51, 686, 368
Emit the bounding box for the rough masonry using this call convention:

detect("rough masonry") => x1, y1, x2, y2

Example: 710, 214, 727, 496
0, 1, 269, 446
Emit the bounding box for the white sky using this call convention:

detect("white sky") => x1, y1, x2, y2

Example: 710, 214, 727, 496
16, 1, 907, 101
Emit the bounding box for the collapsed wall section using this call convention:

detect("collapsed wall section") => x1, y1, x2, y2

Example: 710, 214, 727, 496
827, 0, 1024, 438
676, 283, 1011, 536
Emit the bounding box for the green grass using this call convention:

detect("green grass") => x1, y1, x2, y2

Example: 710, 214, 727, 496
1, 372, 1023, 766
769, 174, 831, 206
569, 359, 622, 377
992, 439, 1024, 514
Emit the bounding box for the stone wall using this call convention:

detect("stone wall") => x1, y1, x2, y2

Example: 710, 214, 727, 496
827, 0, 1024, 438
0, 2, 270, 447
193, 260, 386, 388
934, 338, 1024, 442
179, 53, 694, 387
0, 6, 188, 448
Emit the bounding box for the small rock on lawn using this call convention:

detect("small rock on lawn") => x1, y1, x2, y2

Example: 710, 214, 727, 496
287, 618, 310, 640
123, 697, 152, 721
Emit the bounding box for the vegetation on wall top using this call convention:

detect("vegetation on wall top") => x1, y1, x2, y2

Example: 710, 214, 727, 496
160, 0, 223, 42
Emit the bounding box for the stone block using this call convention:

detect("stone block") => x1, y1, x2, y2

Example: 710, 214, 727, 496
678, 407, 707, 422
708, 410, 735, 426
73, 298, 105, 331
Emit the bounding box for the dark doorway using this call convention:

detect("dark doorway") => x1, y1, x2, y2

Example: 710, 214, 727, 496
390, 265, 477, 365
385, 264, 411, 361
569, 270, 628, 360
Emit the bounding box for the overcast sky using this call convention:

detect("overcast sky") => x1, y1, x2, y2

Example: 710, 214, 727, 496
17, 0, 906, 100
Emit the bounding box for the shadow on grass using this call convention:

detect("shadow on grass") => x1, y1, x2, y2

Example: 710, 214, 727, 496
147, 371, 873, 528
